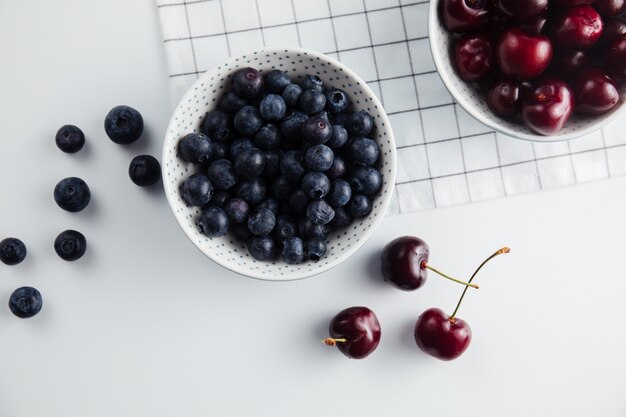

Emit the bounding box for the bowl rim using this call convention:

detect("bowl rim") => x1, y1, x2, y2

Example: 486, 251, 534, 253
427, 0, 626, 142
162, 47, 397, 281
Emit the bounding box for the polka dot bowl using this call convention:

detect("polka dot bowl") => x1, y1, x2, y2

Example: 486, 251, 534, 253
428, 0, 626, 142
162, 48, 397, 281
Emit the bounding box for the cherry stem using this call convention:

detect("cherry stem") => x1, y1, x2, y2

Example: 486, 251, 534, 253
449, 247, 511, 322
422, 263, 479, 289
323, 338, 347, 346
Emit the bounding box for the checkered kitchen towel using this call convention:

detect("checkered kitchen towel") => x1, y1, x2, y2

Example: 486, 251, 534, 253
156, 0, 626, 215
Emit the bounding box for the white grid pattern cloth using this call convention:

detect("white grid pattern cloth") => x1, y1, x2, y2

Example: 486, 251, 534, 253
156, 0, 626, 215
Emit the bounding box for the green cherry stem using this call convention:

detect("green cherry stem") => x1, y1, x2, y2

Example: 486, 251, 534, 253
449, 247, 510, 322
422, 263, 479, 289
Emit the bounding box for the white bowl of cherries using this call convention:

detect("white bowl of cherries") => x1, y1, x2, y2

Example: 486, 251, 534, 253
429, 0, 626, 141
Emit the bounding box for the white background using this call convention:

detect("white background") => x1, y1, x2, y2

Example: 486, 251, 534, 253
0, 0, 625, 416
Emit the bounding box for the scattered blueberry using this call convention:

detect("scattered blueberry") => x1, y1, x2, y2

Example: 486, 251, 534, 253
300, 89, 326, 114
129, 155, 161, 187
300, 75, 323, 92
325, 88, 349, 114
280, 150, 306, 183
265, 69, 291, 94
260, 94, 287, 122
328, 179, 352, 207
282, 84, 303, 107
301, 171, 331, 199
54, 230, 87, 261
298, 218, 328, 240
254, 124, 282, 150
262, 149, 282, 178
104, 105, 143, 145
248, 208, 276, 236
234, 105, 263, 137
182, 173, 214, 206
219, 90, 246, 113
288, 188, 310, 216
55, 125, 85, 153
283, 237, 305, 264
345, 137, 380, 166
229, 138, 255, 159
9, 287, 42, 319
280, 111, 308, 141
202, 110, 232, 141
235, 178, 266, 205
209, 190, 231, 208
346, 110, 374, 136
179, 133, 213, 163
333, 113, 350, 126
325, 154, 347, 179
301, 115, 332, 144
224, 198, 250, 224
307, 200, 335, 225
231, 222, 252, 241
349, 166, 382, 196
256, 197, 279, 215
346, 194, 371, 218
274, 215, 297, 241
305, 144, 334, 171
211, 140, 229, 161
234, 148, 265, 179
327, 125, 348, 149
329, 206, 352, 229
233, 67, 264, 98
54, 177, 91, 212
306, 237, 327, 262
207, 159, 238, 190
0, 238, 27, 266
198, 206, 229, 237
270, 176, 293, 201
248, 236, 278, 261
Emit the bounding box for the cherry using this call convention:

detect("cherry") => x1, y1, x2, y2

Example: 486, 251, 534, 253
415, 248, 510, 361
486, 79, 521, 117
496, 28, 553, 80
519, 15, 548, 35
594, 0, 626, 16
381, 236, 478, 291
597, 18, 626, 50
324, 306, 381, 359
552, 6, 604, 49
493, 0, 547, 21
454, 33, 495, 81
607, 35, 626, 79
522, 79, 574, 135
440, 0, 489, 33
574, 68, 620, 115
551, 50, 591, 81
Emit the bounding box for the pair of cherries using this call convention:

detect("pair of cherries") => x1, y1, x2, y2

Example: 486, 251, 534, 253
324, 237, 509, 361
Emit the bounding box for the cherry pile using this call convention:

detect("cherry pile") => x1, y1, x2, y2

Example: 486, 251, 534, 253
442, 0, 626, 135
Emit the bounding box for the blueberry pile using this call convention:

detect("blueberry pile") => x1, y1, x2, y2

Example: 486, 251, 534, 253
178, 67, 383, 264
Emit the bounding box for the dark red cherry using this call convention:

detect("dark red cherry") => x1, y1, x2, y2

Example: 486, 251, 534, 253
496, 28, 553, 80
440, 0, 489, 33
607, 36, 626, 79
381, 236, 429, 291
551, 0, 598, 5
325, 306, 381, 359
415, 308, 471, 361
488, 9, 511, 37
522, 79, 574, 135
594, 0, 626, 16
454, 33, 495, 81
597, 18, 626, 50
493, 0, 547, 21
519, 15, 548, 35
552, 6, 604, 49
574, 68, 621, 115
487, 79, 522, 117
551, 50, 591, 81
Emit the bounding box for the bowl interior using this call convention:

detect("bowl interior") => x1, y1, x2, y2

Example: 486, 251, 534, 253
162, 48, 396, 281
428, 0, 626, 142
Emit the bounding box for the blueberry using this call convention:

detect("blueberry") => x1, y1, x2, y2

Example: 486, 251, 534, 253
283, 237, 305, 264
256, 197, 279, 215
209, 190, 231, 208
207, 159, 238, 190
0, 238, 27, 265
54, 177, 91, 212
345, 137, 380, 166
270, 176, 293, 200
9, 287, 42, 319
328, 179, 352, 207
298, 218, 328, 240
317, 111, 331, 122
182, 173, 214, 206
306, 237, 327, 262
211, 140, 229, 161
235, 178, 266, 205
55, 125, 85, 153
288, 188, 310, 216
233, 67, 264, 98
325, 154, 347, 179
347, 110, 374, 136
201, 110, 232, 142
263, 149, 282, 178
282, 84, 303, 107
301, 171, 330, 200
346, 194, 371, 218
104, 105, 143, 144
307, 200, 335, 225
280, 111, 308, 141
260, 94, 287, 122
248, 208, 276, 236
254, 124, 282, 150
234, 105, 263, 137
273, 215, 296, 241
325, 88, 349, 114
179, 133, 213, 163
300, 75, 323, 92
54, 230, 87, 261
333, 113, 350, 126
231, 222, 252, 241
219, 90, 246, 113
329, 206, 352, 229
129, 155, 161, 187
349, 166, 382, 196
224, 197, 250, 224
280, 150, 306, 183
305, 144, 334, 171
247, 236, 278, 261
198, 206, 229, 237
327, 125, 348, 149
301, 115, 332, 144
229, 138, 255, 159
300, 89, 326, 114
234, 148, 265, 179
265, 69, 291, 94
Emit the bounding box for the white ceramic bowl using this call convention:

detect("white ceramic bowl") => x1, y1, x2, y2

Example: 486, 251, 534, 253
428, 0, 626, 141
162, 48, 397, 281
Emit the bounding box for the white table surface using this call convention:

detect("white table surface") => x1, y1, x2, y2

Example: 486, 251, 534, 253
1, 1, 625, 416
